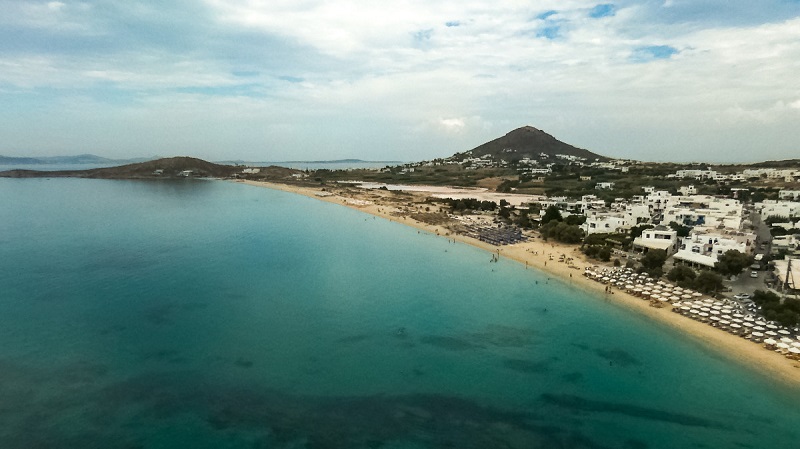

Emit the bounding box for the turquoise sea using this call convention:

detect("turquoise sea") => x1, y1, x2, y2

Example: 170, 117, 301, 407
1, 178, 799, 449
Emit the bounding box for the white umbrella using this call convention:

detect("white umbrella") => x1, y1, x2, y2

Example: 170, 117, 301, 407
692, 292, 703, 297
778, 329, 791, 336
658, 296, 670, 302
751, 332, 764, 337
764, 338, 777, 345
789, 347, 800, 355
681, 294, 692, 300
766, 331, 779, 337
780, 337, 794, 344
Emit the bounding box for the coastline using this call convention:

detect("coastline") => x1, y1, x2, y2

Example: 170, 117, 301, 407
239, 179, 800, 390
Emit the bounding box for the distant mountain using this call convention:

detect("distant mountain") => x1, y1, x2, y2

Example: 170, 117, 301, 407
0, 156, 307, 180
0, 157, 239, 179
458, 126, 608, 162
217, 158, 402, 165
0, 154, 158, 165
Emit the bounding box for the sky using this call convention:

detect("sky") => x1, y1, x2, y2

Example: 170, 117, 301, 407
1, 0, 799, 163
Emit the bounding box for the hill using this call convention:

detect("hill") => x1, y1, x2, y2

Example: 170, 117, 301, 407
0, 157, 240, 179
0, 154, 156, 165
458, 126, 608, 163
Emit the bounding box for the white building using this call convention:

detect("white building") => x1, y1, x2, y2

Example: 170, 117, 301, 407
779, 190, 800, 201
757, 200, 800, 220
678, 185, 697, 195
582, 213, 628, 235
595, 182, 615, 190
673, 230, 753, 268
633, 227, 679, 255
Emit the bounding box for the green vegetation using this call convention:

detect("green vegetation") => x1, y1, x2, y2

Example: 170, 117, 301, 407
442, 198, 497, 213
540, 221, 584, 244
692, 271, 725, 295
714, 250, 751, 277
667, 265, 697, 286
751, 290, 800, 327
640, 249, 668, 278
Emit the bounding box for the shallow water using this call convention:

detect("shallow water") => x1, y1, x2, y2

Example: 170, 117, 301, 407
1, 178, 799, 448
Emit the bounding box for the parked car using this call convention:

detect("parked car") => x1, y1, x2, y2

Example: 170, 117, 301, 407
750, 271, 759, 278
734, 293, 752, 300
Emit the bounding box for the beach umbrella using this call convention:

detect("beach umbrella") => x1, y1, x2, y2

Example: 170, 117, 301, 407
626, 284, 635, 290
710, 310, 720, 315
710, 316, 720, 321
780, 337, 794, 344
790, 348, 800, 356
753, 326, 765, 331
681, 294, 692, 300
766, 331, 778, 337
692, 292, 703, 297
764, 338, 777, 345
659, 296, 670, 302
719, 320, 730, 325
756, 321, 767, 326
730, 323, 741, 329
777, 343, 791, 350
778, 329, 791, 336
766, 324, 778, 330
751, 331, 764, 338
743, 322, 754, 327
689, 308, 700, 314
792, 342, 800, 348
698, 312, 709, 317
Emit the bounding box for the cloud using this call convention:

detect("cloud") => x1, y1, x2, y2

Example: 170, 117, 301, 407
0, 0, 799, 162
439, 118, 466, 132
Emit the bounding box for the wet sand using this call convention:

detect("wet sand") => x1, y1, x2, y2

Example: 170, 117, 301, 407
240, 180, 800, 389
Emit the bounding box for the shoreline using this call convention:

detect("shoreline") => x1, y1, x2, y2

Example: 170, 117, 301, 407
239, 179, 800, 390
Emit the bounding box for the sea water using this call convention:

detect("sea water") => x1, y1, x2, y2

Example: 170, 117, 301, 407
1, 178, 799, 449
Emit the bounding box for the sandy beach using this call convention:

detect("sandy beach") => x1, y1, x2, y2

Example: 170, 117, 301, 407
241, 179, 800, 389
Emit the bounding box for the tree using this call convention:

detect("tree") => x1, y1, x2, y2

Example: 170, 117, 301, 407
630, 224, 654, 240
667, 265, 697, 284
597, 247, 612, 262
641, 249, 667, 272
565, 214, 587, 226
692, 271, 724, 294
714, 250, 751, 277
541, 205, 562, 225
668, 221, 692, 238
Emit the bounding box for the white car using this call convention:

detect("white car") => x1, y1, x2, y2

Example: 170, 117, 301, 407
750, 271, 759, 278
734, 293, 751, 300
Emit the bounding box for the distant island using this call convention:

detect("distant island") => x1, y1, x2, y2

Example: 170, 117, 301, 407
0, 154, 158, 165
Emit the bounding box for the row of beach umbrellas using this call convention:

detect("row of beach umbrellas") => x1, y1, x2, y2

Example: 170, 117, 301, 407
584, 266, 800, 360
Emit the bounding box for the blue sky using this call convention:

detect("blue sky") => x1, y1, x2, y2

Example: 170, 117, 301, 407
1, 0, 799, 163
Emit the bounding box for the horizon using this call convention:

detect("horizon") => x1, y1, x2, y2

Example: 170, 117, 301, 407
1, 1, 799, 163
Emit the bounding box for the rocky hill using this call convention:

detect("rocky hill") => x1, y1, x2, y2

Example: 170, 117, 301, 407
457, 126, 608, 163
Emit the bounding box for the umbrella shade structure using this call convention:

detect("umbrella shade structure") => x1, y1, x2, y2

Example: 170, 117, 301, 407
764, 338, 777, 345
766, 331, 779, 337
778, 329, 791, 336
751, 332, 764, 338
780, 337, 795, 344
789, 347, 800, 355
692, 292, 703, 297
